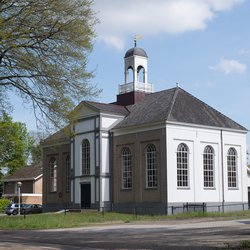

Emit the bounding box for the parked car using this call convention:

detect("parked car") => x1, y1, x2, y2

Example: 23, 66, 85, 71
20, 204, 42, 214
5, 203, 26, 215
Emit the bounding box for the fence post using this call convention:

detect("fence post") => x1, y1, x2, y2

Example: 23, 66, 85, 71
171, 206, 174, 215
134, 207, 137, 218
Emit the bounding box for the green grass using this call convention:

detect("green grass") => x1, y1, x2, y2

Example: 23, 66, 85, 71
239, 240, 250, 249
1, 210, 250, 230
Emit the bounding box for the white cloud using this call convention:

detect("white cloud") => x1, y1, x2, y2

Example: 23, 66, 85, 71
93, 0, 244, 49
239, 49, 250, 55
211, 58, 247, 74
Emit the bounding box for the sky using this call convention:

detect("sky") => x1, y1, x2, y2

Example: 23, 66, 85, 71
11, 0, 250, 156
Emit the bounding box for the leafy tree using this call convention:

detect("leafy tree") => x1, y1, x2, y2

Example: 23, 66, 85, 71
0, 0, 99, 129
30, 144, 41, 165
0, 113, 34, 175
0, 198, 10, 212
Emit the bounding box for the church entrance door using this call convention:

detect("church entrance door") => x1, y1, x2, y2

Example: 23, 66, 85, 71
81, 183, 91, 208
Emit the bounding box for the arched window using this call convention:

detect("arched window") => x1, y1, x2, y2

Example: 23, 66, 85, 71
203, 146, 214, 188
66, 155, 70, 193
82, 139, 90, 175
49, 157, 57, 192
227, 147, 237, 188
121, 147, 132, 189
177, 143, 189, 187
146, 144, 157, 188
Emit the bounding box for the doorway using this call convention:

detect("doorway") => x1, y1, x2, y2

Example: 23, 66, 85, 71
81, 183, 91, 208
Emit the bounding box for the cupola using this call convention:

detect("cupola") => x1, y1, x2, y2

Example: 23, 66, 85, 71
116, 38, 153, 106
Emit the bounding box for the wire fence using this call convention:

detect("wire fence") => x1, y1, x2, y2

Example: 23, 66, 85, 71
108, 202, 250, 216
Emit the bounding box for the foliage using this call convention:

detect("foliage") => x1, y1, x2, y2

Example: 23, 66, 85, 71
0, 113, 34, 174
239, 240, 250, 248
0, 198, 10, 212
30, 144, 41, 165
0, 0, 100, 130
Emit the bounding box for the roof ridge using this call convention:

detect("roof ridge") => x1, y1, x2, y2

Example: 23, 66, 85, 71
166, 87, 179, 120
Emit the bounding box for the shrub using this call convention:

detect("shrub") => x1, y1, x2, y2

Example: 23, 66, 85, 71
0, 198, 10, 212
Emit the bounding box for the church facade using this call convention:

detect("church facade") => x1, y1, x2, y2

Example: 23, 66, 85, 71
42, 45, 248, 213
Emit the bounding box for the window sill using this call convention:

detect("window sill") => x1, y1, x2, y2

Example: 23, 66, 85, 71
177, 187, 190, 190
228, 187, 239, 190
203, 187, 216, 190
145, 187, 158, 190
121, 188, 132, 191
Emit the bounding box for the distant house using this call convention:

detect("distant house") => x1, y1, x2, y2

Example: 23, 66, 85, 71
2, 163, 43, 204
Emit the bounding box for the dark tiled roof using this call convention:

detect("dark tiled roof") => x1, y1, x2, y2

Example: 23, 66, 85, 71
114, 87, 247, 131
124, 47, 148, 58
3, 163, 43, 181
85, 101, 129, 116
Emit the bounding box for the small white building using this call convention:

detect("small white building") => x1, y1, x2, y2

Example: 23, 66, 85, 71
42, 45, 248, 213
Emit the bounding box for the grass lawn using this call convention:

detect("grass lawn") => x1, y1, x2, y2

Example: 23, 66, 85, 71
1, 210, 250, 230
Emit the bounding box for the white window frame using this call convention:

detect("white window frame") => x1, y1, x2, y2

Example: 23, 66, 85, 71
49, 157, 57, 192
203, 145, 215, 188
146, 144, 158, 188
227, 147, 237, 189
177, 143, 189, 188
66, 155, 70, 193
82, 139, 90, 175
121, 147, 132, 189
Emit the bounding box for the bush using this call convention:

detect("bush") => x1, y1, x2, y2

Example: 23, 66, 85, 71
0, 198, 10, 213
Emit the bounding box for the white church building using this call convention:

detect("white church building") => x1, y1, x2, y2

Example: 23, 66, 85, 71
42, 44, 249, 214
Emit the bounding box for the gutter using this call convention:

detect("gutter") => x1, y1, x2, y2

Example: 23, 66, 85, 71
220, 130, 225, 212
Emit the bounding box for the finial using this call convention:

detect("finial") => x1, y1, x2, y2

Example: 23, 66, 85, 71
134, 35, 142, 47
176, 82, 180, 88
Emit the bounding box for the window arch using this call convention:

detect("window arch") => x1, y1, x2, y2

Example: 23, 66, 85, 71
82, 139, 90, 175
49, 157, 57, 192
137, 65, 145, 83
126, 66, 134, 83
121, 147, 132, 189
66, 155, 70, 193
146, 144, 157, 188
227, 147, 237, 188
203, 146, 214, 188
177, 143, 189, 187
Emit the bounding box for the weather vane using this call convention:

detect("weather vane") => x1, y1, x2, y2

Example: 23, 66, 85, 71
134, 34, 142, 47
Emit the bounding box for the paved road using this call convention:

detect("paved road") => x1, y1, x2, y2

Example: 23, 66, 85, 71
0, 218, 250, 249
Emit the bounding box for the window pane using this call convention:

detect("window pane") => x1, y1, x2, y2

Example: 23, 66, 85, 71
82, 139, 90, 175
177, 144, 188, 187
227, 148, 237, 188
66, 156, 70, 192
203, 146, 214, 188
121, 148, 132, 189
49, 158, 57, 192
146, 144, 157, 188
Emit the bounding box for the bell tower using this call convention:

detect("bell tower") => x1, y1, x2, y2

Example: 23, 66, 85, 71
116, 39, 153, 106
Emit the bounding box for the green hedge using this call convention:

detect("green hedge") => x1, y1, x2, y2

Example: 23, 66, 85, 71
0, 198, 10, 213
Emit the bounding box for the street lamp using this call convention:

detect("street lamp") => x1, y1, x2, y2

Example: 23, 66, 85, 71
17, 181, 22, 215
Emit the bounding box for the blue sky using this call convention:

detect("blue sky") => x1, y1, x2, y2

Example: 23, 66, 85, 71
12, 0, 250, 156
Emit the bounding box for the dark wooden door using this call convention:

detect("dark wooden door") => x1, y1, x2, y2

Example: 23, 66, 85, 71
81, 183, 91, 208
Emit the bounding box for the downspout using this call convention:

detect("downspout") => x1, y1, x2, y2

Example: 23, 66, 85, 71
109, 131, 113, 211
220, 130, 225, 212
72, 124, 76, 208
